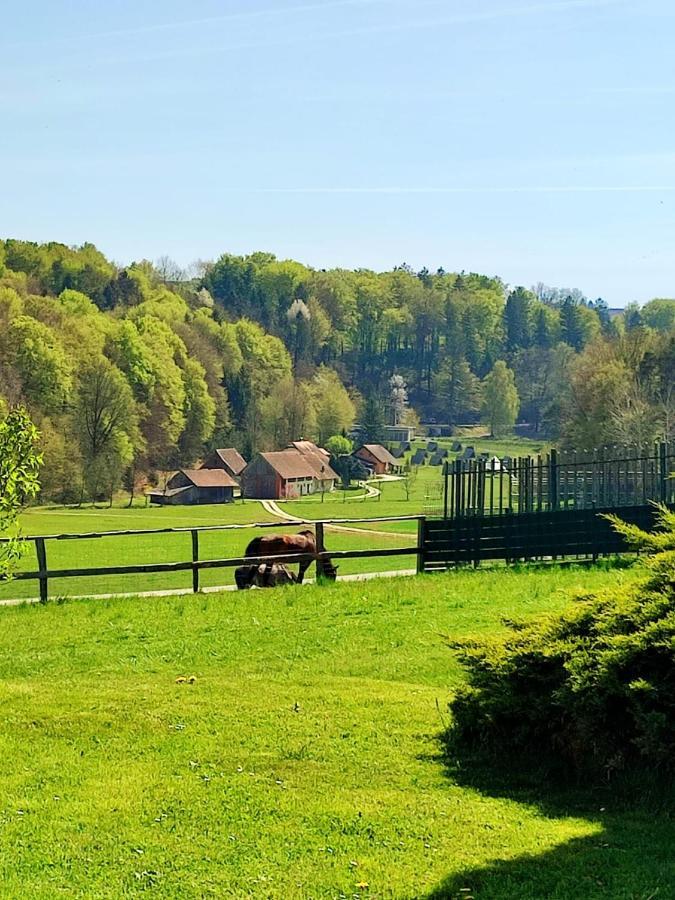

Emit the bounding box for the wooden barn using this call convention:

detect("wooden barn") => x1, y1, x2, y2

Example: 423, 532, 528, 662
353, 443, 400, 475
148, 469, 237, 506
200, 447, 247, 481
241, 449, 338, 499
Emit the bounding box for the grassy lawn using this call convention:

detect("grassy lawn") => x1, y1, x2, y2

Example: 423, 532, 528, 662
2, 503, 418, 602
0, 433, 608, 601
1, 562, 671, 898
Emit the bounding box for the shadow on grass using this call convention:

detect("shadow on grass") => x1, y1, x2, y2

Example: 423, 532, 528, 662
425, 747, 675, 900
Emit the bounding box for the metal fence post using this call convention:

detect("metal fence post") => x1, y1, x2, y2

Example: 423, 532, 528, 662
659, 441, 668, 503
35, 537, 48, 604
549, 449, 558, 511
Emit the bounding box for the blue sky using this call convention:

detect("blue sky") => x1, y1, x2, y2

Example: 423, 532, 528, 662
2, 0, 674, 305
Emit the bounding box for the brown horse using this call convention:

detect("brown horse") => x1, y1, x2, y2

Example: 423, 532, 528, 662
235, 563, 298, 590
244, 529, 338, 583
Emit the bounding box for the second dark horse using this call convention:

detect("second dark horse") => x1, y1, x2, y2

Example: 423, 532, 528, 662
244, 529, 338, 583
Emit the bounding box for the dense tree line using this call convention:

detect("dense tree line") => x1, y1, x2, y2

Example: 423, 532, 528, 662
0, 238, 673, 501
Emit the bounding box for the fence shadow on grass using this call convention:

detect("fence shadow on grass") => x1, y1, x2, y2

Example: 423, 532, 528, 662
424, 747, 675, 899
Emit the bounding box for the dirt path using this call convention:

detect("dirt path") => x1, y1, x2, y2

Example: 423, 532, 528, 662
258, 499, 413, 540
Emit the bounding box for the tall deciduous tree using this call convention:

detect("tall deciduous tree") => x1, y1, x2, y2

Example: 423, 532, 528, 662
0, 407, 42, 578
2, 315, 72, 414
74, 359, 139, 504
312, 367, 356, 445
481, 361, 519, 437
325, 435, 352, 458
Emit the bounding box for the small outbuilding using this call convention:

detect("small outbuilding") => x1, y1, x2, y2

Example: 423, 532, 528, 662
353, 443, 400, 475
149, 469, 237, 506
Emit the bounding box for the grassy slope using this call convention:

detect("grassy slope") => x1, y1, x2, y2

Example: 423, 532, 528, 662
1, 564, 671, 899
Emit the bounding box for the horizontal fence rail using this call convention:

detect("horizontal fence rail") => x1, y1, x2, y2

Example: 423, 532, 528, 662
431, 441, 673, 519
422, 503, 673, 570
0, 516, 425, 604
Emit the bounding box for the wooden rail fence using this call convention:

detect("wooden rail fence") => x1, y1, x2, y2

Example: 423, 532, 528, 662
0, 516, 425, 603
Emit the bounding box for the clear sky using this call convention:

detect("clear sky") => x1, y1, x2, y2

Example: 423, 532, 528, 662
2, 0, 674, 305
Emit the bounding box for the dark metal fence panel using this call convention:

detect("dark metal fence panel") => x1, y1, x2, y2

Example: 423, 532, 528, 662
423, 503, 671, 569
430, 442, 673, 519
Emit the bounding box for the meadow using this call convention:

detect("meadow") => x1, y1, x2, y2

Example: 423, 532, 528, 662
1, 562, 671, 899
0, 433, 553, 603
2, 503, 417, 602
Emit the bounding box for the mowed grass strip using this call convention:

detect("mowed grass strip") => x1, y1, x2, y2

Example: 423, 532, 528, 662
1, 564, 671, 899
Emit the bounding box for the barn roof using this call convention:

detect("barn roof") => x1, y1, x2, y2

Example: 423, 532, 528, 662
259, 450, 338, 482
147, 486, 191, 499
289, 440, 330, 460
358, 444, 399, 466
181, 468, 238, 488
211, 448, 247, 475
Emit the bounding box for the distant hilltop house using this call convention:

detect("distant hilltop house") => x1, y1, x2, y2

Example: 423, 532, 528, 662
353, 443, 400, 476
148, 469, 237, 506
200, 447, 247, 481
241, 442, 339, 499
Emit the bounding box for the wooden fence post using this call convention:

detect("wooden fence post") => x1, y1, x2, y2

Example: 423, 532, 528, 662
315, 521, 325, 579
191, 530, 200, 593
35, 537, 48, 604
443, 462, 449, 520
416, 518, 426, 574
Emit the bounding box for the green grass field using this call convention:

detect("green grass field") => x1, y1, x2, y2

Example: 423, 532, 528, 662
2, 500, 419, 602
0, 434, 580, 602
1, 563, 671, 898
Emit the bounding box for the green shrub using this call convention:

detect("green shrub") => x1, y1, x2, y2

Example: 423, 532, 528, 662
447, 507, 675, 776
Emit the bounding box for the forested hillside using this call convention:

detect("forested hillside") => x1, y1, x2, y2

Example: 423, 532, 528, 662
0, 238, 673, 503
